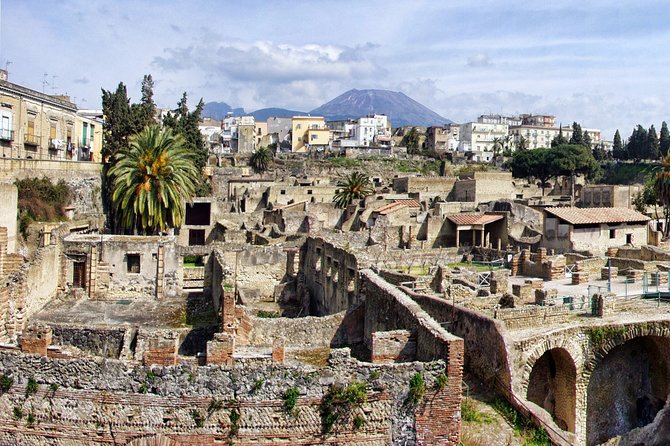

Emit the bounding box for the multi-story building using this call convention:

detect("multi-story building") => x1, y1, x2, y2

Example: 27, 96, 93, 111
266, 117, 292, 151
509, 125, 572, 150
328, 115, 391, 149
0, 70, 102, 162
477, 114, 522, 126
520, 114, 556, 127
291, 116, 329, 152
426, 123, 460, 154
458, 122, 508, 162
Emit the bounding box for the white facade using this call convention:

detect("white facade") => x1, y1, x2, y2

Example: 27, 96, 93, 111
458, 122, 508, 162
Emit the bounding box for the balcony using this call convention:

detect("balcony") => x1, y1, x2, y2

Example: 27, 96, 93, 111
80, 137, 92, 149
24, 134, 41, 146
0, 129, 14, 141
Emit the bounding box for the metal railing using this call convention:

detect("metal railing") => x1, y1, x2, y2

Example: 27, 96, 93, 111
23, 133, 40, 145
0, 128, 14, 141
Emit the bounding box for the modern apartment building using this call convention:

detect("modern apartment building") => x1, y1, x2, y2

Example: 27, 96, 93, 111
458, 122, 508, 162
291, 116, 329, 152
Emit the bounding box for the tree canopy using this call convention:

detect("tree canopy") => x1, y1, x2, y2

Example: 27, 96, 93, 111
510, 144, 600, 195
332, 172, 375, 209
107, 125, 199, 234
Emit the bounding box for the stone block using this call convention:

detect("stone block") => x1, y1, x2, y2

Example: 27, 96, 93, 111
512, 283, 533, 303
272, 339, 285, 364
571, 271, 589, 285
370, 329, 416, 364
207, 332, 235, 365
524, 278, 544, 290
601, 266, 618, 280
20, 325, 52, 356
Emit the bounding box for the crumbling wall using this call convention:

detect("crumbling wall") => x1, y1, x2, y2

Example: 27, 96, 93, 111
0, 348, 454, 445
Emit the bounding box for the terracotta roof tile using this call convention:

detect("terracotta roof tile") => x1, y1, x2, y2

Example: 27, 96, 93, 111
544, 207, 650, 225
447, 213, 503, 225
373, 200, 421, 215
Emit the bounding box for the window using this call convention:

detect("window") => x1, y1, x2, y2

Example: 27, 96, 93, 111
189, 229, 206, 246
626, 233, 633, 244
296, 124, 302, 129
609, 229, 616, 239
185, 202, 211, 226
50, 124, 56, 141
307, 190, 313, 195
311, 134, 318, 141
127, 254, 140, 273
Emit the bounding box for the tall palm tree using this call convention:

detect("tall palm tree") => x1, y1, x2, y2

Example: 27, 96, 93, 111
332, 172, 375, 209
108, 125, 199, 234
250, 146, 272, 176
654, 154, 670, 237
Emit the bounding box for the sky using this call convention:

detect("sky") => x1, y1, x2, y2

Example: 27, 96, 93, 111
2, 0, 670, 140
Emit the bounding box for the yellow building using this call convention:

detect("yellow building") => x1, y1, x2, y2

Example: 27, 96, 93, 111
0, 70, 102, 162
291, 116, 329, 152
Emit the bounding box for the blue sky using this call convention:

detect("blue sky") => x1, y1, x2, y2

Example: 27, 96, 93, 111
3, 0, 670, 139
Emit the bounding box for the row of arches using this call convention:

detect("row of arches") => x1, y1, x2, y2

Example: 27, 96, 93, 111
525, 335, 670, 445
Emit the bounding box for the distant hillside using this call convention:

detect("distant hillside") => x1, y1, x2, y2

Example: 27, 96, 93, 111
250, 107, 306, 121
202, 102, 246, 120
310, 89, 451, 127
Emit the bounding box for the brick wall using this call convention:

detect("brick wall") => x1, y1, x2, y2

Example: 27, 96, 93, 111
370, 330, 416, 363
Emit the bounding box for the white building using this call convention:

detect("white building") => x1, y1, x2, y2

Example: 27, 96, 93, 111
458, 122, 508, 162
329, 114, 392, 149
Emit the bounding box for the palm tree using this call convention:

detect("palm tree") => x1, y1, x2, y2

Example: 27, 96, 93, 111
108, 125, 199, 234
654, 154, 670, 237
332, 172, 375, 209
250, 146, 272, 176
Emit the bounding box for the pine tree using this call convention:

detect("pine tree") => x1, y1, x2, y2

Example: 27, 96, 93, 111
569, 122, 584, 146
660, 122, 670, 157
648, 125, 660, 159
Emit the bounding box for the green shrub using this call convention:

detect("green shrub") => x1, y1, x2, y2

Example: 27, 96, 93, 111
192, 409, 205, 427
434, 372, 448, 390
208, 398, 225, 415
353, 414, 365, 429
368, 369, 380, 381
229, 407, 240, 436
405, 373, 426, 406
252, 378, 264, 393
461, 398, 494, 424
282, 387, 300, 414
320, 382, 368, 434
26, 412, 35, 427
15, 177, 71, 239
0, 374, 13, 393
25, 378, 38, 397
13, 406, 22, 420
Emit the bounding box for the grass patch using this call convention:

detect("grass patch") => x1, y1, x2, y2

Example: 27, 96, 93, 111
491, 397, 550, 446
447, 262, 505, 272
256, 310, 280, 318
587, 325, 627, 345
461, 398, 494, 424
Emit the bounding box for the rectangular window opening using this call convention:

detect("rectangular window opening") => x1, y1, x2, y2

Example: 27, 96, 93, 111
127, 254, 141, 273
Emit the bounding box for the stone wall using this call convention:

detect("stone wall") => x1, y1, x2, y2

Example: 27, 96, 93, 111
0, 347, 453, 445
0, 184, 17, 253
49, 324, 127, 358
300, 237, 361, 316
359, 269, 463, 445
404, 288, 511, 387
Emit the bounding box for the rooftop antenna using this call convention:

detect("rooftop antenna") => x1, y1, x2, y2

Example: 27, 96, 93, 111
42, 72, 49, 93
4, 60, 10, 73
51, 74, 57, 94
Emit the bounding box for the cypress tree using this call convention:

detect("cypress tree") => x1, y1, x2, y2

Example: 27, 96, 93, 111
648, 125, 660, 159
612, 130, 625, 159
660, 121, 670, 157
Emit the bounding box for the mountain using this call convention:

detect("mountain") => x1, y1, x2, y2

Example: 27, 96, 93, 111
202, 102, 246, 120
250, 107, 306, 121
310, 89, 451, 127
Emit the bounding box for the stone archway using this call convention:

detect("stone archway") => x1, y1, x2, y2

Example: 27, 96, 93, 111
527, 347, 577, 433
586, 335, 670, 446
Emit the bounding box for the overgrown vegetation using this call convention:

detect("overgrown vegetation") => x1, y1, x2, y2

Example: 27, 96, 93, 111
434, 372, 448, 391
25, 378, 38, 397
320, 382, 368, 434
192, 409, 205, 427
405, 372, 426, 407
256, 310, 280, 318
598, 161, 653, 185
13, 406, 23, 420
15, 177, 70, 239
491, 398, 550, 446
252, 378, 264, 393
228, 407, 240, 436
0, 374, 13, 393
461, 398, 494, 424
588, 325, 627, 345
282, 387, 300, 415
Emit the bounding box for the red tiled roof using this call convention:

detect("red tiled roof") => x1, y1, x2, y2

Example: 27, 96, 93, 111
374, 199, 421, 215
447, 213, 503, 225
544, 207, 650, 225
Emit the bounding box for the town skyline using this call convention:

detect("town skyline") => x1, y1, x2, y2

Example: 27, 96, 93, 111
3, 0, 670, 139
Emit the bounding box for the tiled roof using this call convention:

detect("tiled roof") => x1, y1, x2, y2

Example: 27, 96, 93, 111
544, 207, 650, 225
374, 200, 421, 215
447, 213, 503, 225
